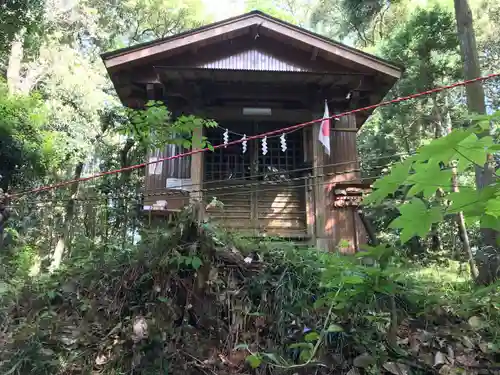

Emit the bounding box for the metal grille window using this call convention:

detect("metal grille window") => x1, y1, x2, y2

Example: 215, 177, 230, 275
258, 131, 302, 181
204, 127, 251, 181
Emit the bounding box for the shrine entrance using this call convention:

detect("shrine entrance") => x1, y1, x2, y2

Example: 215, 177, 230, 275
204, 121, 308, 238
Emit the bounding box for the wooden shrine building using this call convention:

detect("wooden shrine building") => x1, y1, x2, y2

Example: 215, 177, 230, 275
101, 11, 402, 252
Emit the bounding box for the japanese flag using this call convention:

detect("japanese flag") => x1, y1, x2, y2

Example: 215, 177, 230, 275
318, 101, 330, 155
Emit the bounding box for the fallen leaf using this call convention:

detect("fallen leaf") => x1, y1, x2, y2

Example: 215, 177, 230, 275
408, 335, 420, 354
460, 336, 474, 349
346, 368, 361, 375
438, 364, 452, 375
382, 362, 409, 375
131, 315, 148, 343
446, 345, 455, 363
420, 353, 434, 367
456, 354, 478, 367
95, 353, 108, 366
434, 352, 446, 367
397, 337, 409, 345
353, 353, 375, 368
478, 342, 489, 353
40, 348, 55, 356
468, 316, 485, 330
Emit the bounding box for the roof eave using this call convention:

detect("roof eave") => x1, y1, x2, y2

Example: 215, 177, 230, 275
101, 11, 402, 79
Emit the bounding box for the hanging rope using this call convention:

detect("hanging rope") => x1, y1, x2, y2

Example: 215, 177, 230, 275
10, 72, 500, 198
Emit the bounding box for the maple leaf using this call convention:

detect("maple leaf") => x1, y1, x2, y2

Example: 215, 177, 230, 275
406, 162, 452, 198
485, 195, 500, 218
454, 135, 494, 172
481, 214, 500, 231
415, 129, 471, 163
446, 186, 497, 217
363, 158, 414, 205
389, 198, 443, 243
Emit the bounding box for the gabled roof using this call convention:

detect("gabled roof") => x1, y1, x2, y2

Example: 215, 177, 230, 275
101, 10, 402, 79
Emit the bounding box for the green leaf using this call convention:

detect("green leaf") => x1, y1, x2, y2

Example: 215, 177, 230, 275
304, 331, 320, 342
233, 343, 249, 350
333, 301, 347, 310
480, 214, 500, 230
191, 256, 202, 270
299, 349, 312, 362
288, 342, 314, 350
447, 188, 480, 214
485, 197, 500, 218
363, 159, 414, 205
327, 324, 344, 332
406, 162, 452, 198
342, 275, 365, 284
454, 135, 493, 171
245, 354, 262, 369
261, 352, 280, 364
415, 129, 471, 163
207, 143, 214, 152
157, 297, 169, 303
0, 281, 9, 296
447, 187, 496, 217
471, 120, 492, 133
389, 198, 443, 243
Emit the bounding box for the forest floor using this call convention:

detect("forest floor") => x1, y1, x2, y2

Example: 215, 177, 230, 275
0, 207, 499, 375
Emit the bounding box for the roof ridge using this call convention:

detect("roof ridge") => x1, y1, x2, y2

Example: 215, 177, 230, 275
101, 10, 403, 75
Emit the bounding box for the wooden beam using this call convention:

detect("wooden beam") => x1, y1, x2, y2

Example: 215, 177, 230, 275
104, 17, 256, 69
311, 47, 318, 61
189, 106, 314, 122
257, 20, 401, 78
162, 83, 353, 107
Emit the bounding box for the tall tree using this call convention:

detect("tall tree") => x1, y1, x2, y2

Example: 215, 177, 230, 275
453, 0, 498, 254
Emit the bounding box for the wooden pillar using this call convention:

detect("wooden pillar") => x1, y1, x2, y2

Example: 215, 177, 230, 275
190, 125, 204, 204
311, 109, 330, 251
326, 113, 361, 252
312, 111, 361, 252
329, 113, 360, 184
303, 127, 315, 241
144, 83, 166, 210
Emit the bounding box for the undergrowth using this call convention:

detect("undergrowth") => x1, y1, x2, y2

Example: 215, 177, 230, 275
0, 208, 499, 375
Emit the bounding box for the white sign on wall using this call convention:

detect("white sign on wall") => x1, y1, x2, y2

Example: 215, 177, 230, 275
148, 156, 163, 175
166, 178, 192, 191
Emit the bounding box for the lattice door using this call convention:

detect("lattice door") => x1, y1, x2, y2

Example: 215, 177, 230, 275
256, 132, 301, 181
204, 128, 251, 182
204, 126, 254, 233
255, 130, 307, 237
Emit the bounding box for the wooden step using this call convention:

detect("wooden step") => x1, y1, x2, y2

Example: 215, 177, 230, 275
256, 200, 303, 207
257, 212, 306, 220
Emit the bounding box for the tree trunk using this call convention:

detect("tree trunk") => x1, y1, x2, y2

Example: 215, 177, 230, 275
0, 191, 10, 250
114, 138, 135, 230
49, 163, 84, 272
6, 28, 26, 94
452, 167, 479, 279
430, 97, 445, 252
454, 0, 498, 249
